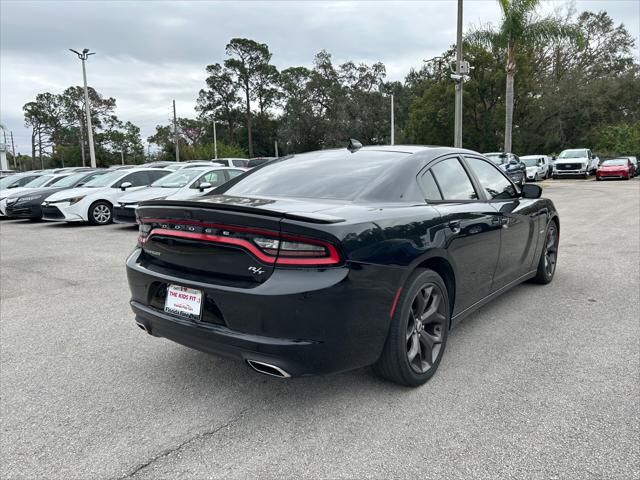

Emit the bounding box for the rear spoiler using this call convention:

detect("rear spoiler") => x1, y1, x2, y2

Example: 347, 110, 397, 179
138, 199, 345, 224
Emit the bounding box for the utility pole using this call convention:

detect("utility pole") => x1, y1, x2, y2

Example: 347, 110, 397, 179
0, 129, 7, 171
274, 140, 278, 158
212, 117, 218, 159
120, 147, 125, 165
70, 48, 97, 168
390, 94, 395, 145
453, 0, 464, 148
147, 144, 151, 161
10, 131, 17, 169
173, 99, 179, 162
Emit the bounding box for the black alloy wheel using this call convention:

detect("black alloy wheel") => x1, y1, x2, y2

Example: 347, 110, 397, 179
532, 221, 559, 284
405, 285, 446, 374
375, 269, 450, 387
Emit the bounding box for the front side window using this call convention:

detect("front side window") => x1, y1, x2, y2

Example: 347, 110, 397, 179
119, 171, 151, 187
227, 169, 244, 179
465, 157, 517, 200
192, 170, 225, 188
153, 169, 202, 188
429, 158, 478, 201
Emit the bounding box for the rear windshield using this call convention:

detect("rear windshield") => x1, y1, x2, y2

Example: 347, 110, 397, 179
225, 150, 405, 200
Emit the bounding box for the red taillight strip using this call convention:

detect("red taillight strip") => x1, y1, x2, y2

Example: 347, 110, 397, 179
147, 228, 277, 264
143, 227, 341, 266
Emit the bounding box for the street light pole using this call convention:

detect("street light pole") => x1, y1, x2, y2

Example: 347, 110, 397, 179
173, 100, 180, 162
69, 48, 97, 168
212, 117, 218, 159
390, 94, 395, 146
454, 0, 463, 148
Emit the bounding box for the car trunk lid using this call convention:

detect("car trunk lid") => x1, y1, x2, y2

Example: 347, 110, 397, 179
135, 195, 345, 286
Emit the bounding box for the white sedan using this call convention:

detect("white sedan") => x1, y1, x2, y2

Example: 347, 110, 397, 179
41, 168, 170, 225
113, 166, 246, 223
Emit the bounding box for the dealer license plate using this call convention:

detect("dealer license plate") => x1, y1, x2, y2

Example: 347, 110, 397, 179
164, 284, 203, 321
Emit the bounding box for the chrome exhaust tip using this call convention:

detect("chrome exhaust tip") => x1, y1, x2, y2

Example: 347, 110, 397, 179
246, 360, 291, 378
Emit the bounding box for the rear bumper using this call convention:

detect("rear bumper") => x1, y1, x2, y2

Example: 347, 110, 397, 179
126, 248, 401, 376
114, 206, 137, 224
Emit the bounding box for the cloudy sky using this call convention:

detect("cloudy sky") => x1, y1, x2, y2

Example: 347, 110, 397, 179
1, 0, 638, 155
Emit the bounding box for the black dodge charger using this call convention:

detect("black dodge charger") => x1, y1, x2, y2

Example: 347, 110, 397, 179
127, 145, 559, 386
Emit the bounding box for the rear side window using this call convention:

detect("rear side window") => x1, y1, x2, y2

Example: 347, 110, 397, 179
465, 157, 517, 200
419, 170, 442, 200
232, 159, 249, 168
430, 158, 478, 201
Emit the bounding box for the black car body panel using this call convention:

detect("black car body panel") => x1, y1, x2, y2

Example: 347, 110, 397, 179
126, 146, 558, 376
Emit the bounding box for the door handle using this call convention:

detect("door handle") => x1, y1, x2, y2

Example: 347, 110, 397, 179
448, 221, 461, 233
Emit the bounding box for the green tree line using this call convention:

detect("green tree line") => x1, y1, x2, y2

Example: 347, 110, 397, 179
19, 5, 639, 169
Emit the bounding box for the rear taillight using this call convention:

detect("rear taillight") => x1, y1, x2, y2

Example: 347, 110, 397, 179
137, 219, 341, 267
137, 222, 152, 247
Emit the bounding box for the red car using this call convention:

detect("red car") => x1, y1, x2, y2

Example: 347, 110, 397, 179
596, 158, 633, 180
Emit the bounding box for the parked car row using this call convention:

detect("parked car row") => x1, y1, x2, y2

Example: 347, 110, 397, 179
483, 149, 639, 182
0, 159, 251, 224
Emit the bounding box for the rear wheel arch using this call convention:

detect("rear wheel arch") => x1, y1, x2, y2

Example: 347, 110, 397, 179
415, 257, 456, 323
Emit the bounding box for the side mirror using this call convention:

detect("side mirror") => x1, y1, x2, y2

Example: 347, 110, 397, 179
120, 181, 132, 191
198, 182, 212, 192
509, 159, 518, 165
521, 184, 542, 199
8, 184, 18, 189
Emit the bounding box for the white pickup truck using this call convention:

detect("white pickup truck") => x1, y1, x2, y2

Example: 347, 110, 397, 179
553, 148, 599, 179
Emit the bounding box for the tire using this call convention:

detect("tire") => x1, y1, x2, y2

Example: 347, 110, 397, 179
531, 220, 559, 284
583, 173, 589, 179
88, 201, 113, 225
552, 175, 558, 180
596, 177, 601, 181
374, 269, 450, 387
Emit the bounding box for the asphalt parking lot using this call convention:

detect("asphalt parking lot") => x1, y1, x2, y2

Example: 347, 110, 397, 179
1, 179, 639, 480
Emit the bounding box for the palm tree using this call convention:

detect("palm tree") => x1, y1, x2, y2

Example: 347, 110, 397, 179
468, 0, 582, 153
